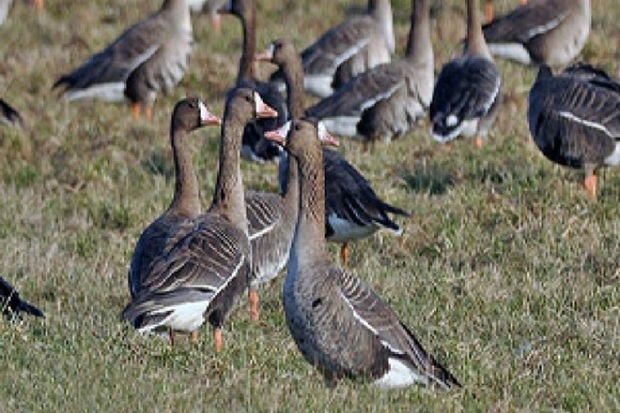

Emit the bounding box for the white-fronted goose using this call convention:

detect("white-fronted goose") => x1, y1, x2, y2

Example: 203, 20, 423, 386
1, 276, 44, 320
482, 0, 590, 67
123, 89, 277, 349
0, 98, 24, 128
220, 0, 286, 163
430, 0, 501, 148
305, 0, 433, 142
270, 0, 394, 98
258, 39, 409, 266
265, 120, 460, 389
528, 63, 620, 199
127, 98, 221, 299
53, 0, 193, 120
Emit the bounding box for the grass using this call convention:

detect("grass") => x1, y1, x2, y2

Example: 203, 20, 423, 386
1, 0, 619, 411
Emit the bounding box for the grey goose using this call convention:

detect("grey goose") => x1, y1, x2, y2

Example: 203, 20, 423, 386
257, 39, 408, 266
305, 0, 433, 143
1, 276, 44, 320
53, 0, 193, 120
123, 89, 277, 348
528, 63, 620, 199
270, 0, 394, 98
482, 0, 590, 67
0, 98, 24, 128
430, 0, 501, 148
220, 0, 286, 163
265, 119, 460, 389
127, 98, 221, 299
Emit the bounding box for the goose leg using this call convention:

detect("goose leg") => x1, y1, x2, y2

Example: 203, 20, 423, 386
474, 136, 483, 149
131, 103, 141, 120
485, 1, 494, 22
519, 0, 527, 5
34, 0, 44, 11
210, 12, 222, 33
145, 106, 153, 121
190, 331, 199, 344
584, 173, 597, 199
249, 289, 259, 321
340, 243, 349, 266
214, 328, 223, 352
168, 328, 176, 346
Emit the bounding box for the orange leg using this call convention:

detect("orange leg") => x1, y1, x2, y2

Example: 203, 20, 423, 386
249, 289, 259, 321
340, 243, 349, 266
474, 136, 483, 149
485, 1, 494, 23
168, 328, 175, 346
519, 0, 527, 5
145, 106, 153, 121
190, 331, 199, 344
210, 13, 222, 34
34, 0, 44, 11
131, 103, 141, 120
214, 328, 223, 352
584, 174, 597, 200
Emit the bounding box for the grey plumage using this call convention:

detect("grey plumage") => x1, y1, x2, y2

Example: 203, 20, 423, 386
483, 0, 591, 67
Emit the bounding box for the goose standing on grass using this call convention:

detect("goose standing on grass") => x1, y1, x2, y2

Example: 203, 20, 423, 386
482, 0, 590, 67
53, 0, 193, 120
220, 0, 286, 163
0, 98, 24, 128
1, 276, 44, 320
123, 89, 277, 349
430, 0, 501, 148
528, 63, 620, 199
270, 0, 394, 98
305, 0, 433, 143
265, 120, 460, 389
257, 39, 409, 266
127, 98, 221, 299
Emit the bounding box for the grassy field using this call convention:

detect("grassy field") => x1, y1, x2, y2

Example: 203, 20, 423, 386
1, 0, 619, 411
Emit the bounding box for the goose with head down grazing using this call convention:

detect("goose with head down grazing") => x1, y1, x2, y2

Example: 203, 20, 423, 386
528, 63, 620, 199
219, 0, 286, 163
305, 0, 433, 143
257, 39, 409, 266
482, 0, 590, 67
122, 89, 277, 349
265, 119, 460, 389
1, 276, 44, 320
53, 0, 193, 120
269, 0, 394, 99
127, 97, 221, 299
430, 0, 501, 148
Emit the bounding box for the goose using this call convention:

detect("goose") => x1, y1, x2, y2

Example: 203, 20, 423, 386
430, 0, 501, 148
220, 0, 286, 163
265, 119, 460, 389
1, 276, 44, 320
0, 98, 24, 128
123, 89, 277, 348
270, 0, 394, 98
257, 39, 409, 266
484, 1, 527, 23
305, 0, 433, 142
188, 0, 226, 31
482, 0, 590, 67
53, 0, 193, 120
528, 63, 620, 199
127, 98, 221, 299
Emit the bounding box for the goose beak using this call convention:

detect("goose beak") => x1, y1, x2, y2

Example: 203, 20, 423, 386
199, 101, 222, 126
317, 121, 339, 147
264, 121, 290, 146
254, 92, 278, 119
255, 44, 275, 62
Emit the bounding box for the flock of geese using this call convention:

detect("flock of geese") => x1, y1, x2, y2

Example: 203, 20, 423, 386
1, 0, 618, 390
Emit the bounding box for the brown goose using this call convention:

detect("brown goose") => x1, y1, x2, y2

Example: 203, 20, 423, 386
1, 276, 44, 320
270, 0, 394, 98
257, 39, 408, 266
123, 89, 277, 349
430, 0, 501, 148
482, 0, 590, 67
265, 120, 460, 389
53, 0, 193, 120
305, 0, 433, 143
127, 98, 221, 299
0, 98, 24, 128
528, 63, 620, 199
220, 0, 286, 163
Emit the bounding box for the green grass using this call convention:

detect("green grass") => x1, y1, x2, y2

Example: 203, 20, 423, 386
1, 0, 619, 411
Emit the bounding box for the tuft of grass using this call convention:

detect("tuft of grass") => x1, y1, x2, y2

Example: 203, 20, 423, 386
0, 0, 619, 411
